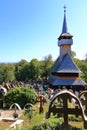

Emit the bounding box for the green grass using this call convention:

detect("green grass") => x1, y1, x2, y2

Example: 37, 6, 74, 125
21, 104, 84, 130
0, 102, 84, 130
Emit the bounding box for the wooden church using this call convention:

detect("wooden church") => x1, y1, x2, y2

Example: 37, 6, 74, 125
48, 7, 87, 91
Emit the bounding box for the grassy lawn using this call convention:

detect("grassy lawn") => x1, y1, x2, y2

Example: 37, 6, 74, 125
0, 103, 84, 130
0, 101, 84, 130
21, 103, 84, 130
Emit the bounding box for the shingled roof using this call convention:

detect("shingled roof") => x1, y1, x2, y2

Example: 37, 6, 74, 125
57, 54, 81, 73
52, 53, 81, 74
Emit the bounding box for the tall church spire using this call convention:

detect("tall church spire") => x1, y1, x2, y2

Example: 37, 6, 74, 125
62, 6, 68, 34
58, 6, 73, 60
58, 6, 73, 46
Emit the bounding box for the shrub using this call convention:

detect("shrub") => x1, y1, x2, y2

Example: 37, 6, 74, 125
32, 122, 54, 130
4, 86, 37, 109
31, 122, 61, 130
69, 115, 82, 122
31, 122, 83, 130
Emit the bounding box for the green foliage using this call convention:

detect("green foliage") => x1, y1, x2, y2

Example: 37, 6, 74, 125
4, 86, 37, 109
31, 122, 82, 130
31, 122, 58, 130
0, 54, 87, 84
15, 58, 41, 81
41, 54, 54, 82
14, 56, 54, 82
19, 102, 84, 130
28, 59, 41, 80
74, 58, 87, 82
69, 115, 82, 122
0, 64, 15, 83
15, 59, 29, 81
79, 63, 87, 82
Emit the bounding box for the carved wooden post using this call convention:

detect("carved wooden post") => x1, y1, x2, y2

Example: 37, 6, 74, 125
60, 94, 72, 130
39, 96, 43, 113
37, 95, 47, 114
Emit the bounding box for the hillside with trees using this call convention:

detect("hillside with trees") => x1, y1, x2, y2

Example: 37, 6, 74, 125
0, 53, 87, 84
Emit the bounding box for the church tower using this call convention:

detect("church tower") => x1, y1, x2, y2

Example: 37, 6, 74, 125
48, 7, 86, 91
58, 6, 73, 62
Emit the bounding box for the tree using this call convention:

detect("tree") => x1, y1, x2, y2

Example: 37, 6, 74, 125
41, 54, 54, 83
0, 64, 15, 83
28, 59, 41, 80
74, 58, 87, 82
77, 60, 87, 83
15, 58, 41, 81
15, 59, 29, 81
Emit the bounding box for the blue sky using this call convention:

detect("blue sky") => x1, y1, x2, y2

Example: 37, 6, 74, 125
0, 0, 87, 63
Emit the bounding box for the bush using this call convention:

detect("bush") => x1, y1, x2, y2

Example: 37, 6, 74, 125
69, 115, 82, 122
4, 86, 37, 109
31, 122, 83, 130
32, 122, 55, 130
31, 122, 61, 130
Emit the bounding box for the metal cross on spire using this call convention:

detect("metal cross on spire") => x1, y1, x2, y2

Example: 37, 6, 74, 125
62, 5, 68, 34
